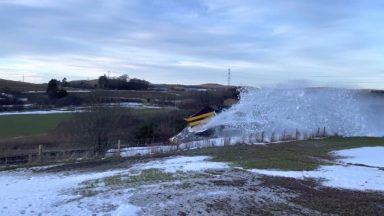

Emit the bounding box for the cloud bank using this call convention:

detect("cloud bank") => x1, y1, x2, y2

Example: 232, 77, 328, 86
0, 0, 383, 88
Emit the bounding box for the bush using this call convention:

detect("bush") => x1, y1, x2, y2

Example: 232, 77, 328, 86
53, 108, 190, 153
46, 79, 68, 101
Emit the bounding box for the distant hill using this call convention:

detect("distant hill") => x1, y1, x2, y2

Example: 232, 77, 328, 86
0, 79, 46, 92
199, 83, 227, 89
154, 83, 230, 89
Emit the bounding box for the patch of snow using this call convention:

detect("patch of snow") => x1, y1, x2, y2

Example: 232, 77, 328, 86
132, 156, 229, 173
0, 110, 79, 116
106, 102, 160, 109
0, 169, 139, 215
252, 165, 384, 191
334, 146, 384, 167
0, 155, 228, 215
114, 202, 141, 216
251, 146, 384, 191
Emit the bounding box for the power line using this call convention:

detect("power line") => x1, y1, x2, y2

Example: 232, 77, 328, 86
227, 68, 231, 87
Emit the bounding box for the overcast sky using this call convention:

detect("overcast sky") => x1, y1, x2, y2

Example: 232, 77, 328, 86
0, 0, 383, 88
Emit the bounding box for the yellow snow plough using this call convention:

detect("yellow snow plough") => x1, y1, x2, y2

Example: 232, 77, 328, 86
185, 106, 217, 127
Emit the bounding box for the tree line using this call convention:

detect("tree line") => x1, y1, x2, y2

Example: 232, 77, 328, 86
98, 75, 150, 90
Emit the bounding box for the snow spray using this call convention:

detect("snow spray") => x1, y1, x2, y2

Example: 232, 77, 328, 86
205, 87, 384, 140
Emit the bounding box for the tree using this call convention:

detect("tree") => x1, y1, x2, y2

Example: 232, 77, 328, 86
98, 75, 109, 89
71, 106, 124, 154
47, 79, 59, 99
126, 78, 150, 90
46, 79, 67, 100
62, 77, 68, 87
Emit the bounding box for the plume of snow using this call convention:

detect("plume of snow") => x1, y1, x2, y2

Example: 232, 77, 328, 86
205, 87, 384, 138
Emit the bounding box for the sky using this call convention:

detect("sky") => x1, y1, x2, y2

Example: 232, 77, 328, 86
0, 0, 383, 88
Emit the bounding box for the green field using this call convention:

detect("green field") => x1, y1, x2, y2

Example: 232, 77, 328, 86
185, 137, 384, 171
0, 113, 71, 138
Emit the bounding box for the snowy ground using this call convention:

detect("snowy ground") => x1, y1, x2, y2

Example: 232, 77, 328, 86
0, 110, 78, 116
251, 146, 384, 191
0, 156, 229, 215
0, 102, 160, 116
1, 147, 384, 215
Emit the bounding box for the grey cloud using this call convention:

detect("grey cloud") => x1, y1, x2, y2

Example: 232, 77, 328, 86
0, 0, 383, 87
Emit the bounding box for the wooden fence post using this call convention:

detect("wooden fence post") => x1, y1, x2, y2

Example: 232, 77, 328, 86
117, 139, 121, 153
323, 127, 326, 137
28, 154, 33, 163
261, 131, 264, 142
295, 129, 299, 140
38, 144, 43, 162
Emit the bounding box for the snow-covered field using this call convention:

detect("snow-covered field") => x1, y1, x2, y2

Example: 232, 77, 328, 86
251, 146, 384, 191
0, 102, 159, 116
0, 156, 229, 215
0, 110, 78, 116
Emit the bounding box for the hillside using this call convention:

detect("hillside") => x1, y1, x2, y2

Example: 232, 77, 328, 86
0, 79, 46, 92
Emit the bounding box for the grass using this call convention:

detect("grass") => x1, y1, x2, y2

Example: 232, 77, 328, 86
75, 168, 205, 198
75, 168, 175, 198
176, 182, 192, 189
184, 137, 384, 171
103, 169, 174, 188
10, 136, 383, 173
0, 113, 71, 138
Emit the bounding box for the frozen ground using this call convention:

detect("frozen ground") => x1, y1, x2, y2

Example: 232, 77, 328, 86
0, 156, 231, 215
0, 168, 138, 215
131, 156, 229, 173
335, 146, 384, 167
0, 110, 77, 116
251, 146, 384, 191
0, 102, 159, 116
1, 147, 384, 215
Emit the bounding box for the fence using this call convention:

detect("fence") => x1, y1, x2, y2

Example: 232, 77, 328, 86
0, 145, 91, 165
107, 127, 330, 158
1, 127, 331, 165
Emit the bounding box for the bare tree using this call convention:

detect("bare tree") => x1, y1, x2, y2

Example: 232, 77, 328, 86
75, 105, 125, 155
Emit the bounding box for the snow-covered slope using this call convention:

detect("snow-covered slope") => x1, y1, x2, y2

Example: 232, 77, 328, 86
0, 156, 229, 215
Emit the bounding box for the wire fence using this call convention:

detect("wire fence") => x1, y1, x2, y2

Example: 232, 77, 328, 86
107, 127, 330, 158
0, 146, 91, 166
0, 127, 332, 166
